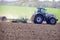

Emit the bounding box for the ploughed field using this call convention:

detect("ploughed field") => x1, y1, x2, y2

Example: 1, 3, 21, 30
0, 22, 60, 40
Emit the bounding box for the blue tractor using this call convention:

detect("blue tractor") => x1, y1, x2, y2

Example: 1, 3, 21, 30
32, 8, 58, 25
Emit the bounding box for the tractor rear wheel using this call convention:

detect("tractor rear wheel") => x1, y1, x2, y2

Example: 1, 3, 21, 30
34, 15, 44, 24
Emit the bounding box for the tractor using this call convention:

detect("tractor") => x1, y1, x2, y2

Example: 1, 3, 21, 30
32, 8, 58, 25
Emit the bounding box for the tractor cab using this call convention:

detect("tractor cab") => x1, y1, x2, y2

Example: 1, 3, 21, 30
36, 8, 46, 16
37, 8, 46, 13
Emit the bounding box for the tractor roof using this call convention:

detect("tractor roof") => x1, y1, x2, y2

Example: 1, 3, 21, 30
37, 8, 46, 10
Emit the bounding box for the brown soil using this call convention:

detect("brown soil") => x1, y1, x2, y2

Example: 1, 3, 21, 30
0, 22, 60, 40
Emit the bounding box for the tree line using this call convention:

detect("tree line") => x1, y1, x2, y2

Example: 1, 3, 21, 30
0, 0, 60, 8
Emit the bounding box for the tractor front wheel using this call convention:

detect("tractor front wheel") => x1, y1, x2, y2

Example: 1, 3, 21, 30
46, 17, 57, 25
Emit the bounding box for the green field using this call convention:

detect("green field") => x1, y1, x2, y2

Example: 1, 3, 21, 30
0, 6, 60, 22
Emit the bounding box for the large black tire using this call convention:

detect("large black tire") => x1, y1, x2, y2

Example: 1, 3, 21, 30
1, 16, 7, 21
48, 17, 57, 25
34, 15, 44, 24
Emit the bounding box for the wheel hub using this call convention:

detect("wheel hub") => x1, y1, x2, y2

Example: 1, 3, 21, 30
36, 17, 42, 22
50, 19, 55, 24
